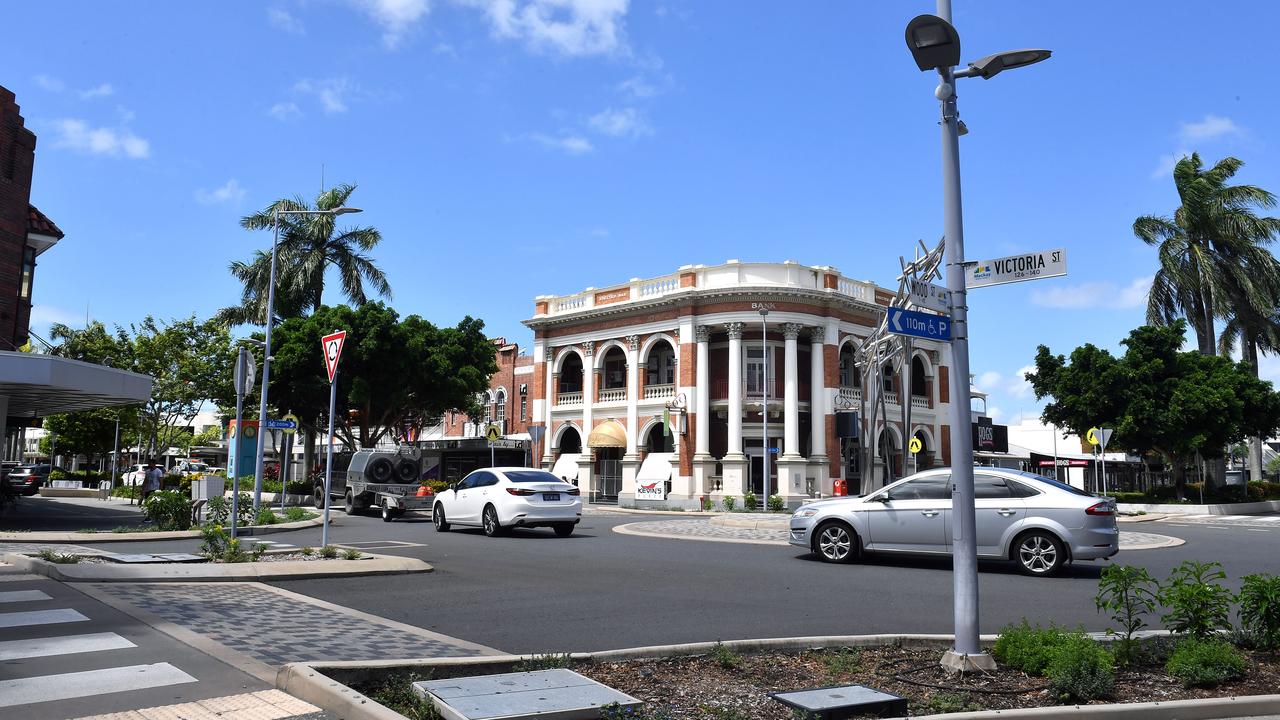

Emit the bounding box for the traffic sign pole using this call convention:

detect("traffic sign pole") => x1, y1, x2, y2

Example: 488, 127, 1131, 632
322, 368, 336, 549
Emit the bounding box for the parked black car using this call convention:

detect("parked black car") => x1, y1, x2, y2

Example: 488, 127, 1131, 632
7, 464, 69, 496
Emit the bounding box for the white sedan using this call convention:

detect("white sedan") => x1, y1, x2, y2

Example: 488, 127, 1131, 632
433, 467, 581, 537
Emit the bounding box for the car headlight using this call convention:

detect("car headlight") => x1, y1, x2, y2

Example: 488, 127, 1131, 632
792, 508, 818, 518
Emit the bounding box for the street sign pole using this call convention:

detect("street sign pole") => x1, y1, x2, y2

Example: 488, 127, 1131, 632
322, 369, 336, 549
231, 345, 253, 540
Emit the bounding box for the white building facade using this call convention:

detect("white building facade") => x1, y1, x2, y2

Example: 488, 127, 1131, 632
524, 260, 963, 509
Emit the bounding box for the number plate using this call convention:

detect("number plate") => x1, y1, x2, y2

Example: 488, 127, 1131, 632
542, 493, 560, 501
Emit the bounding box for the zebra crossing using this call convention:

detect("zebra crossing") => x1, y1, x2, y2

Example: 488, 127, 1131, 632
1159, 514, 1280, 529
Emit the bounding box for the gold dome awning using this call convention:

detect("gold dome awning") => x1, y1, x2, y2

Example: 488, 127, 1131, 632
587, 421, 627, 448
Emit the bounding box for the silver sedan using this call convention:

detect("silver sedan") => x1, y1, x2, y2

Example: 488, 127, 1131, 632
789, 468, 1118, 576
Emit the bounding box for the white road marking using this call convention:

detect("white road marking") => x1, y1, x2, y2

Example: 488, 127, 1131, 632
0, 632, 135, 661
0, 662, 196, 708
0, 590, 52, 603
1206, 525, 1231, 529
1246, 528, 1271, 532
0, 608, 89, 628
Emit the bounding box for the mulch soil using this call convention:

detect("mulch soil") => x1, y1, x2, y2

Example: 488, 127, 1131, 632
573, 643, 1280, 718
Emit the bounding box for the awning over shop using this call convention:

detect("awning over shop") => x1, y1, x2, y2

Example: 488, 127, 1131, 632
587, 421, 626, 449
0, 352, 153, 418
550, 453, 581, 482
636, 453, 674, 483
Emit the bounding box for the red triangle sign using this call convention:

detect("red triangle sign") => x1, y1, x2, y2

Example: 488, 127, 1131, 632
322, 330, 346, 383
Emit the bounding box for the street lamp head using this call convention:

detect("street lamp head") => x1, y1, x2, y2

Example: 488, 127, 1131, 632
905, 14, 961, 72
964, 49, 1052, 79
331, 206, 362, 216
759, 308, 769, 317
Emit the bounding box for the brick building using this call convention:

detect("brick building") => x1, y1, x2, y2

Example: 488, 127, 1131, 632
439, 337, 536, 439
1, 86, 61, 350
0, 85, 152, 460
523, 260, 965, 508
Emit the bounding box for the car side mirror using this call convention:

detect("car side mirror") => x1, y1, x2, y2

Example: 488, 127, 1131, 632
873, 494, 891, 503
449, 483, 458, 491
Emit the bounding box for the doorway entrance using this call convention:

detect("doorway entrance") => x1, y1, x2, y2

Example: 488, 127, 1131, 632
594, 447, 622, 503
745, 436, 779, 499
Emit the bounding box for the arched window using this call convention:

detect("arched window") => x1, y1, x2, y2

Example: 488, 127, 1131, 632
647, 343, 676, 386
911, 356, 927, 397
839, 345, 859, 387
495, 389, 507, 427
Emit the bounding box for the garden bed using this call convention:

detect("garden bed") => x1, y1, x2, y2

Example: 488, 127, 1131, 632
342, 641, 1280, 720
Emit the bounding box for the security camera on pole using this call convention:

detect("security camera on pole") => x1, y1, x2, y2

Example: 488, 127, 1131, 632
320, 330, 347, 549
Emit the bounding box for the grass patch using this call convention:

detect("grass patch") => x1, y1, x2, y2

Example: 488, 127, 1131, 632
710, 642, 741, 670
514, 653, 573, 672
361, 671, 441, 720
821, 647, 862, 676
36, 548, 81, 564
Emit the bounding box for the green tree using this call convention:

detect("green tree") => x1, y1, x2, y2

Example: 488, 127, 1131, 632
1137, 153, 1280, 357
38, 408, 138, 464
266, 303, 495, 450
1029, 322, 1280, 497
217, 184, 391, 326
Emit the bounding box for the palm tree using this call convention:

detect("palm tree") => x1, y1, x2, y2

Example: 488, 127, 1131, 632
1136, 154, 1280, 356
1137, 153, 1280, 487
217, 183, 391, 326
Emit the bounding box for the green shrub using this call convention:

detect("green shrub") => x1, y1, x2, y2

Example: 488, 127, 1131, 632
701, 496, 714, 511
514, 653, 572, 672
254, 507, 279, 526
926, 693, 981, 714
721, 496, 736, 512
206, 496, 230, 525
1144, 485, 1180, 502
1095, 565, 1159, 665
36, 548, 81, 564
710, 641, 741, 669
1166, 638, 1247, 687
111, 485, 140, 499
251, 542, 268, 561
299, 546, 315, 557
48, 469, 68, 482
142, 490, 192, 531
320, 545, 339, 559
767, 494, 785, 512
283, 506, 313, 522
1046, 635, 1114, 702
200, 524, 230, 558
822, 647, 861, 675
1238, 573, 1280, 651
1161, 560, 1233, 639
1110, 492, 1147, 504
742, 492, 757, 510
993, 620, 1079, 675
341, 548, 362, 560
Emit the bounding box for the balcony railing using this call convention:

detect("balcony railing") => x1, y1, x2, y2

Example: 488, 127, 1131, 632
838, 386, 861, 405
556, 391, 583, 406
883, 391, 900, 406
643, 383, 676, 400
911, 394, 931, 410
598, 388, 627, 403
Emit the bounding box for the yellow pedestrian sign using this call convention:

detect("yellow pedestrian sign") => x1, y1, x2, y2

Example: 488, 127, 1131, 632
282, 413, 299, 435
485, 424, 502, 442
1086, 427, 1100, 446
909, 437, 923, 454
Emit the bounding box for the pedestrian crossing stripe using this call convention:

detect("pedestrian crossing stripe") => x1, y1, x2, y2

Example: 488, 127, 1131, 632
0, 631, 134, 661
0, 662, 197, 708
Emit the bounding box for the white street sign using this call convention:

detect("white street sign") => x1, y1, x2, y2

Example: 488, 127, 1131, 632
967, 248, 1067, 289
908, 278, 952, 313
234, 347, 256, 400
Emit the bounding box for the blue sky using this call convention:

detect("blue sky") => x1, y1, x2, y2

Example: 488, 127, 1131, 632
5, 1, 1279, 425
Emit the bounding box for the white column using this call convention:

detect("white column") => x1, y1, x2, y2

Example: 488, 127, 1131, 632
782, 323, 802, 458
809, 327, 826, 460
694, 326, 711, 458
725, 323, 745, 457
625, 335, 640, 455
543, 347, 554, 464
581, 341, 595, 447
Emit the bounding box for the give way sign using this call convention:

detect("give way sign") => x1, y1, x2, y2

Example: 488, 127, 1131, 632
322, 330, 347, 384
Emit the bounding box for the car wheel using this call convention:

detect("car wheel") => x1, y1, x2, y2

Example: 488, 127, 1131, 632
381, 501, 394, 522
553, 522, 574, 538
814, 521, 858, 564
433, 504, 450, 532
1014, 531, 1065, 577
344, 489, 355, 515
482, 505, 503, 537
313, 485, 325, 509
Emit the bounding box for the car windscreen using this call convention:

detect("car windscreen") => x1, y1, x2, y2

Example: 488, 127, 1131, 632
1009, 470, 1095, 497
505, 471, 566, 484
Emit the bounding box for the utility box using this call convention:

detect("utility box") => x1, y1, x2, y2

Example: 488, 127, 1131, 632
191, 475, 226, 523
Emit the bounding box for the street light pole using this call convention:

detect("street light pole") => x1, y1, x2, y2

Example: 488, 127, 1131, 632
253, 205, 362, 513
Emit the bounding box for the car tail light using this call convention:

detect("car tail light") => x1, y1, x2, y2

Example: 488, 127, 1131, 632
506, 488, 535, 496
566, 487, 580, 496
1085, 502, 1114, 516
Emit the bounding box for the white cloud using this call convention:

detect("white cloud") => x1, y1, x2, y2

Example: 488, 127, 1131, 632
33, 74, 65, 93
1179, 114, 1241, 143
1151, 149, 1190, 179
528, 133, 594, 154
51, 119, 150, 159
29, 305, 83, 329
986, 406, 1004, 422
467, 0, 629, 56
354, 0, 431, 48
294, 78, 355, 114
269, 101, 302, 121
268, 7, 306, 34
1030, 276, 1151, 310
196, 179, 247, 205
1008, 365, 1037, 399
617, 73, 671, 99
975, 371, 1002, 392
587, 107, 650, 138
78, 83, 114, 100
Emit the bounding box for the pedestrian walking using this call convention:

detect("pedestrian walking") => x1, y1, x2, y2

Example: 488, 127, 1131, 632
142, 460, 163, 506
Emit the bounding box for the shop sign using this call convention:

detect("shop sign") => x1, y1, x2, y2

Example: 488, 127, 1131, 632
594, 287, 631, 305
635, 480, 666, 501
